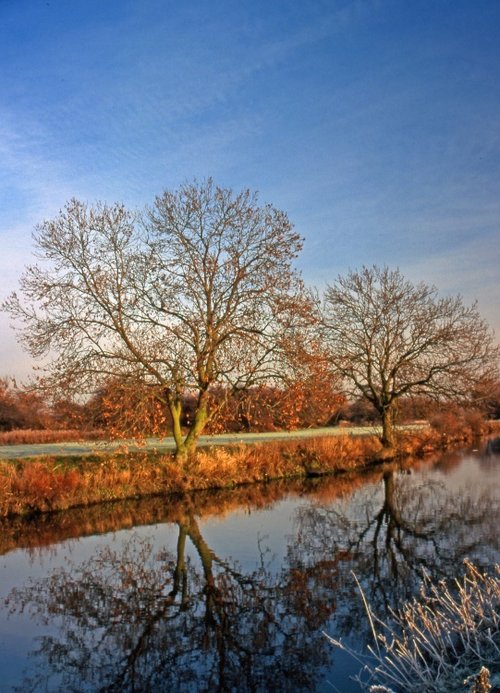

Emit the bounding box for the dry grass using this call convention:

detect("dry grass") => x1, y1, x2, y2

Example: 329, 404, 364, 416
0, 428, 106, 446
395, 420, 499, 458
0, 454, 174, 517
428, 413, 500, 445
189, 434, 384, 487
327, 561, 500, 693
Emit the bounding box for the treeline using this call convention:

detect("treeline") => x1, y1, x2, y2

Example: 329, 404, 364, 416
1, 375, 499, 441
0, 375, 344, 435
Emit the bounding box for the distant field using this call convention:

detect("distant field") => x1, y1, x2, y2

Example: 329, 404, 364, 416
0, 429, 106, 446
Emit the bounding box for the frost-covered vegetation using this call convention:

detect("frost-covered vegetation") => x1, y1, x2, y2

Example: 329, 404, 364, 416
328, 561, 500, 692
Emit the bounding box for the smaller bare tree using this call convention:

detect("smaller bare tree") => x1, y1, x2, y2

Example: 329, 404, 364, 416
321, 265, 499, 450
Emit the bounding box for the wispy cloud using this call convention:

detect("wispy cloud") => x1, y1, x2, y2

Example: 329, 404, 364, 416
0, 113, 77, 228
402, 233, 500, 334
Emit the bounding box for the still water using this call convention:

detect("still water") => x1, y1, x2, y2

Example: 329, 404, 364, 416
0, 445, 499, 692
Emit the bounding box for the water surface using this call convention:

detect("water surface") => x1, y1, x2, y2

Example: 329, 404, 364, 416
0, 445, 499, 691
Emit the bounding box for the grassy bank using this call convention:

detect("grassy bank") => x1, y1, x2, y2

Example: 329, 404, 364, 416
0, 423, 498, 518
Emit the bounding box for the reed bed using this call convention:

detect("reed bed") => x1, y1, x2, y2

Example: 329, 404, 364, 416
0, 467, 387, 557
0, 424, 493, 518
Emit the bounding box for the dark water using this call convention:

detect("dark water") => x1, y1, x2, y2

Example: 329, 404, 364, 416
0, 444, 499, 692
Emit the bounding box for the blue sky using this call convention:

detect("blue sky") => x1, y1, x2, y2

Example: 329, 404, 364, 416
1, 0, 499, 379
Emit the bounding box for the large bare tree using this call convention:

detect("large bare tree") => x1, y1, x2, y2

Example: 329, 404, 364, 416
4, 180, 308, 460
321, 265, 498, 449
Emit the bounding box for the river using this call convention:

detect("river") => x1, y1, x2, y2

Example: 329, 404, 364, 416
0, 443, 499, 691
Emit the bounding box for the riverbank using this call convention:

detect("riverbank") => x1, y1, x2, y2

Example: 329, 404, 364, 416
0, 423, 498, 518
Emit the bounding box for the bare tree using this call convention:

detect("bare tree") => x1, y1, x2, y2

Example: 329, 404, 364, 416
322, 266, 499, 449
3, 180, 308, 461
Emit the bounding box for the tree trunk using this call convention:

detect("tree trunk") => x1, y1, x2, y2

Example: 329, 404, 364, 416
168, 396, 188, 463
182, 390, 209, 458
381, 406, 395, 449
169, 390, 210, 464
173, 524, 188, 605
383, 471, 396, 515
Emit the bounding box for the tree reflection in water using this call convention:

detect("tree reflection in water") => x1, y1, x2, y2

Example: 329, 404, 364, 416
6, 498, 339, 692
4, 455, 500, 692
293, 466, 499, 648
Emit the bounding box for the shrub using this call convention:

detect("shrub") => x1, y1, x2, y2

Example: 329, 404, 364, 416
463, 410, 487, 437
429, 410, 464, 438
